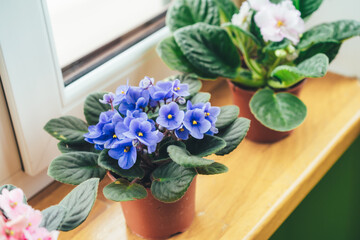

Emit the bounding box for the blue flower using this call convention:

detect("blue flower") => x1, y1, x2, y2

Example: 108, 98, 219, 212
109, 139, 137, 169
175, 125, 190, 140
156, 102, 184, 130
123, 118, 163, 148
203, 102, 220, 125
149, 81, 172, 101
118, 87, 149, 114
99, 92, 116, 105
113, 84, 129, 106
187, 101, 205, 110
139, 76, 154, 89
183, 108, 211, 139
172, 79, 189, 97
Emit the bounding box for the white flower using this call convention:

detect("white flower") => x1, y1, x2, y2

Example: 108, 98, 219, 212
248, 0, 271, 11
231, 1, 251, 29
254, 0, 305, 44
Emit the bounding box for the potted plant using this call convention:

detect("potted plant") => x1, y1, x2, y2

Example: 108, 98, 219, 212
157, 0, 360, 142
43, 75, 250, 239
0, 179, 99, 239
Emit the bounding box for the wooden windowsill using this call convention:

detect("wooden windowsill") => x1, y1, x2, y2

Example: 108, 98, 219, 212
29, 72, 360, 240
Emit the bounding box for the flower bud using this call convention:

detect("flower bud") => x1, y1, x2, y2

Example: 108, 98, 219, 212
275, 49, 287, 58
177, 97, 186, 105
286, 44, 296, 54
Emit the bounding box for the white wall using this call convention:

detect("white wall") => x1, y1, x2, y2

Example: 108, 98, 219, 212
305, 0, 360, 78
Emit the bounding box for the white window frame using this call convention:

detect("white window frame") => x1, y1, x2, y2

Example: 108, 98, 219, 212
0, 0, 173, 176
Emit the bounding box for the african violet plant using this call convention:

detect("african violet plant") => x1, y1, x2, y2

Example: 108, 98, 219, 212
0, 179, 99, 240
157, 0, 360, 131
44, 75, 250, 203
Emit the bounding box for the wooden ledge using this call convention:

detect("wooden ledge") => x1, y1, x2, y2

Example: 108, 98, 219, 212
29, 73, 360, 240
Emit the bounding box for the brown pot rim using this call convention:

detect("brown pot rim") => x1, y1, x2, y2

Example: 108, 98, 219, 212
228, 78, 307, 93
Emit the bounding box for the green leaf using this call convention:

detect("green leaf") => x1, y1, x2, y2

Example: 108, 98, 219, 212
40, 205, 67, 231
264, 39, 291, 52
166, 0, 220, 32
0, 185, 27, 203
44, 116, 88, 144
151, 162, 197, 202
214, 0, 238, 22
97, 150, 144, 180
298, 20, 360, 50
270, 53, 329, 88
184, 135, 226, 157
223, 23, 260, 56
196, 162, 228, 175
58, 178, 99, 231
174, 23, 240, 79
296, 40, 341, 64
84, 92, 111, 125
215, 105, 239, 129
57, 141, 98, 154
291, 0, 323, 19
48, 152, 106, 185
216, 117, 250, 155
191, 92, 211, 104
167, 145, 214, 167
155, 139, 186, 163
250, 88, 307, 132
103, 178, 147, 202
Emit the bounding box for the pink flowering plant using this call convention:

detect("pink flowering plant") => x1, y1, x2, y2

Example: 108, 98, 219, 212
157, 0, 360, 132
44, 75, 250, 202
0, 179, 99, 240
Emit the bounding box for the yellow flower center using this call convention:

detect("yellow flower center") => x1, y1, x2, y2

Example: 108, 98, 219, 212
138, 132, 143, 137
121, 91, 125, 94
179, 128, 184, 132
124, 146, 130, 153
115, 181, 120, 184
205, 112, 210, 116
192, 120, 197, 125
28, 223, 32, 227
174, 87, 180, 91
277, 20, 284, 27
5, 229, 14, 236
167, 114, 173, 119
10, 202, 17, 208
112, 134, 117, 139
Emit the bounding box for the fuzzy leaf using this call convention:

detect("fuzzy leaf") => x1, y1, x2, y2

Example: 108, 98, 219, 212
167, 145, 214, 167
191, 92, 211, 104
151, 162, 197, 202
291, 0, 323, 19
58, 178, 99, 231
103, 178, 147, 202
57, 141, 98, 154
97, 150, 144, 180
40, 205, 67, 231
216, 118, 250, 155
269, 53, 329, 88
196, 162, 228, 175
214, 0, 238, 22
174, 23, 240, 79
155, 139, 186, 163
44, 116, 88, 144
166, 0, 220, 32
84, 92, 111, 125
184, 135, 226, 157
48, 152, 105, 185
296, 40, 341, 64
250, 88, 307, 131
215, 105, 240, 129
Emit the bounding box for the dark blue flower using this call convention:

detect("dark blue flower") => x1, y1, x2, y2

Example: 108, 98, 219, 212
118, 87, 149, 114
123, 118, 163, 148
183, 108, 211, 139
172, 79, 189, 97
156, 102, 184, 130
109, 139, 137, 169
175, 125, 190, 140
149, 81, 172, 101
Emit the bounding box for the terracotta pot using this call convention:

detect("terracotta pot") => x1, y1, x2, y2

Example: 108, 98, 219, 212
227, 80, 306, 143
107, 172, 196, 240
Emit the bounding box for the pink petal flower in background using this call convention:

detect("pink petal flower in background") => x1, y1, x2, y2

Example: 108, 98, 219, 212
254, 0, 304, 44
248, 0, 271, 11
0, 215, 28, 240
231, 1, 251, 30
25, 227, 59, 240
0, 189, 24, 213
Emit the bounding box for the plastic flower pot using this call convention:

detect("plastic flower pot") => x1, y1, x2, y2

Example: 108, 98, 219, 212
107, 172, 196, 240
227, 80, 306, 143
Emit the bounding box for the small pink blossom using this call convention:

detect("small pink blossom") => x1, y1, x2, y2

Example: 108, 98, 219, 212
248, 0, 271, 11
254, 0, 304, 44
0, 215, 28, 240
0, 189, 25, 220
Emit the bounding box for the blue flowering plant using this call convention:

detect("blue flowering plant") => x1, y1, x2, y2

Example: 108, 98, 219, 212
44, 75, 250, 203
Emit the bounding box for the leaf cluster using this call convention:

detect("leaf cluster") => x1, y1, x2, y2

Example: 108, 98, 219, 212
44, 75, 250, 203
157, 0, 360, 131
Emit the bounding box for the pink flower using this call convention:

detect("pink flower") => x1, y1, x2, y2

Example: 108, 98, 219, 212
0, 215, 28, 240
248, 0, 271, 11
25, 227, 59, 240
254, 0, 305, 44
0, 189, 26, 220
